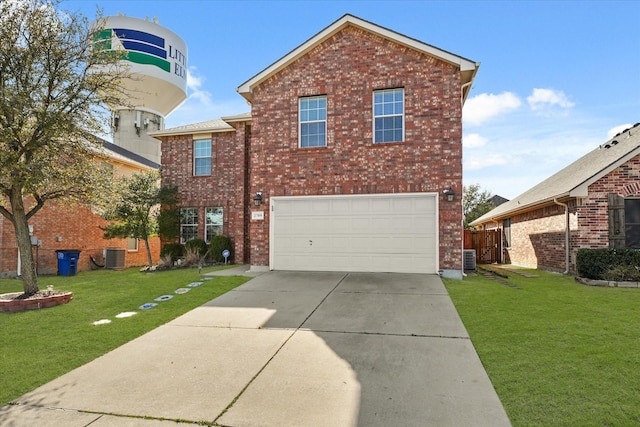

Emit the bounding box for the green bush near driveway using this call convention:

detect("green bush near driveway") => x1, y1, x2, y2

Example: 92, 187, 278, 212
0, 266, 249, 406
444, 269, 640, 427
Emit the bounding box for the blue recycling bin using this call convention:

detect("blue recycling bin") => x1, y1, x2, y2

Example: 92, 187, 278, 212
56, 249, 81, 276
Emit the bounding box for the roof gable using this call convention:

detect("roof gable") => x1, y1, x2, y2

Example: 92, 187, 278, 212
237, 14, 479, 103
472, 123, 640, 225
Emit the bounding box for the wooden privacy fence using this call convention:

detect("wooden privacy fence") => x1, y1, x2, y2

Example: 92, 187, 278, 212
464, 229, 502, 264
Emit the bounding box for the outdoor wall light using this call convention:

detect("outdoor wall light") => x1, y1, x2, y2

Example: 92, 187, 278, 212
443, 187, 455, 202
253, 192, 263, 206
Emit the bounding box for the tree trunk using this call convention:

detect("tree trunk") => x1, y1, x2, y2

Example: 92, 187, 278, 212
144, 238, 153, 268
9, 187, 39, 296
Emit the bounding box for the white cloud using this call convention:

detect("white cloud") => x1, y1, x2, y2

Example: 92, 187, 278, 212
463, 92, 521, 126
463, 133, 488, 148
607, 123, 633, 139
186, 67, 213, 106
164, 66, 249, 128
527, 88, 575, 111
464, 154, 510, 171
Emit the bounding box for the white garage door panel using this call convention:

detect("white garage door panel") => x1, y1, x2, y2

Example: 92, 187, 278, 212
271, 194, 438, 274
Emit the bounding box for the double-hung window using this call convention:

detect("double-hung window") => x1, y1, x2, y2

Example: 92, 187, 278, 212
373, 88, 404, 143
180, 208, 198, 243
299, 96, 326, 148
205, 207, 223, 243
194, 139, 211, 176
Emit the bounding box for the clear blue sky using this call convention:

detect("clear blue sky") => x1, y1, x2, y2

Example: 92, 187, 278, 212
62, 0, 640, 199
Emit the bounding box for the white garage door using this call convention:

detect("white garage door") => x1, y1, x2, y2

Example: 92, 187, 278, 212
270, 193, 438, 274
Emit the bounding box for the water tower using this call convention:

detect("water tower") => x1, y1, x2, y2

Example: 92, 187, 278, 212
94, 16, 187, 164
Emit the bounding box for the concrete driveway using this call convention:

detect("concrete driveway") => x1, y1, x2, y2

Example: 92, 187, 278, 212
0, 269, 510, 426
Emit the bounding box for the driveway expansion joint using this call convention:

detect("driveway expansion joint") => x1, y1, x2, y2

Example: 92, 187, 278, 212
305, 329, 471, 340
214, 273, 349, 424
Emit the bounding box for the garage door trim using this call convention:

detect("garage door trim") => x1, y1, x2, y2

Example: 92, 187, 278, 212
269, 192, 439, 273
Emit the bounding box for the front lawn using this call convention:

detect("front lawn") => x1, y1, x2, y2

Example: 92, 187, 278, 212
444, 268, 640, 427
0, 266, 249, 406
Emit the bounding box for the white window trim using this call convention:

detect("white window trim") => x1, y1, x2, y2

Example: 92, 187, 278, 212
180, 207, 199, 244
373, 88, 405, 144
298, 95, 327, 148
193, 139, 212, 176
127, 237, 139, 252
204, 207, 224, 243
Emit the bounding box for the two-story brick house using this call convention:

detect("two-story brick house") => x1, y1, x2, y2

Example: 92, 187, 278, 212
154, 14, 478, 278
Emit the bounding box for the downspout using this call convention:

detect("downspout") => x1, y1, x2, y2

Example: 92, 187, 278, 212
493, 220, 502, 264
460, 80, 473, 278
553, 198, 570, 274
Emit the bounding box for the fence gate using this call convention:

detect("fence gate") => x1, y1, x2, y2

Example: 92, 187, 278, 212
464, 229, 502, 264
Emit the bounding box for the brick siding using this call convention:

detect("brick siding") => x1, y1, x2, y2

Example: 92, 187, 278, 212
160, 123, 249, 263
248, 26, 464, 270
493, 155, 640, 272
0, 200, 160, 277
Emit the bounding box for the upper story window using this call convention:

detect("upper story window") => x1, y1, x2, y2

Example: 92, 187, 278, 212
299, 96, 326, 148
194, 139, 211, 176
373, 88, 404, 143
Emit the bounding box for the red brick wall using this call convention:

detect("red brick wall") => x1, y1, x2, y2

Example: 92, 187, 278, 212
505, 203, 577, 272
248, 25, 464, 270
577, 156, 640, 249
0, 200, 161, 277
490, 155, 640, 272
160, 123, 249, 263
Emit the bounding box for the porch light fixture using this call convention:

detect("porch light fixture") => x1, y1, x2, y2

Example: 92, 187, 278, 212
443, 187, 455, 202
253, 192, 263, 206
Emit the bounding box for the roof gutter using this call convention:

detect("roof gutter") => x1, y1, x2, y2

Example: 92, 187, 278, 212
553, 198, 570, 274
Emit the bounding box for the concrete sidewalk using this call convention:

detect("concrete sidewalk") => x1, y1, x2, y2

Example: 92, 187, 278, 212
0, 270, 511, 426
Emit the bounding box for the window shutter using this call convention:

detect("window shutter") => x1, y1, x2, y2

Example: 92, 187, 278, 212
608, 193, 625, 248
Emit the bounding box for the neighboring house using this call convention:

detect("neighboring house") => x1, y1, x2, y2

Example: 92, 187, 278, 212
471, 122, 640, 273
0, 141, 161, 277
153, 14, 479, 278
489, 195, 509, 208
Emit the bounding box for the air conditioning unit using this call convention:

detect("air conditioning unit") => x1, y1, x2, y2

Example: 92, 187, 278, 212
463, 249, 477, 271
104, 248, 125, 269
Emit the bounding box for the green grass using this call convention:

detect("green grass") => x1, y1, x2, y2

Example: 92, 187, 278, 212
0, 266, 249, 406
444, 268, 640, 427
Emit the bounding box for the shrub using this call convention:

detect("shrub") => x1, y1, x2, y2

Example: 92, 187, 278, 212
209, 235, 232, 263
576, 248, 640, 279
603, 264, 640, 281
184, 239, 208, 258
158, 254, 174, 270
160, 243, 184, 262
182, 245, 206, 267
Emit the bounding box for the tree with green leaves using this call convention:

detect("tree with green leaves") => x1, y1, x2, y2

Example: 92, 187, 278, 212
463, 184, 495, 229
0, 0, 130, 296
102, 171, 178, 268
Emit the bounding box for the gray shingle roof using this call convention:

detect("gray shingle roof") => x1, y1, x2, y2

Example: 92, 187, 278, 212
472, 123, 640, 225
149, 115, 251, 138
